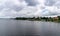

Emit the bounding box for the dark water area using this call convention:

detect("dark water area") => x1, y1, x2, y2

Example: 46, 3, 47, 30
0, 19, 60, 36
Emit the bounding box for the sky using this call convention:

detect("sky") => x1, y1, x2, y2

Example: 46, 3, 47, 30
0, 0, 60, 18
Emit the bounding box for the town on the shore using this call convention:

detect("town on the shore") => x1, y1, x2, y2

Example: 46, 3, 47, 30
15, 16, 60, 22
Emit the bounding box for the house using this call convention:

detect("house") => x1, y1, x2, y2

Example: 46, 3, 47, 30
53, 16, 59, 21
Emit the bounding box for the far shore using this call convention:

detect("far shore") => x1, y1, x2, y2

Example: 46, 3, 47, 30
15, 16, 60, 22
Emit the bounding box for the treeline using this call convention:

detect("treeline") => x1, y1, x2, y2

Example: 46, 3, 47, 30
15, 16, 60, 22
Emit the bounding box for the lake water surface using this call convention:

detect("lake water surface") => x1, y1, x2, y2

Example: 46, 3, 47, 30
0, 19, 60, 36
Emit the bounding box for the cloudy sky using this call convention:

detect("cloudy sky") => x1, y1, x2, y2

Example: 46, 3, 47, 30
0, 0, 60, 18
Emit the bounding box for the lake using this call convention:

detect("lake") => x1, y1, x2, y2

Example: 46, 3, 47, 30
0, 19, 60, 36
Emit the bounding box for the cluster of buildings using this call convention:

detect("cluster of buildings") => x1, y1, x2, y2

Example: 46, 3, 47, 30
39, 16, 60, 21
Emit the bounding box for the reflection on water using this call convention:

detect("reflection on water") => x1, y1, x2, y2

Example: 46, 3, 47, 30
0, 19, 60, 36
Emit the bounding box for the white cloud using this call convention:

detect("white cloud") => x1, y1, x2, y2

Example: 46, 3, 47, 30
0, 0, 60, 18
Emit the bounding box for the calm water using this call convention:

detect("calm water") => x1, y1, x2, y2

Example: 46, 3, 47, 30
0, 19, 60, 36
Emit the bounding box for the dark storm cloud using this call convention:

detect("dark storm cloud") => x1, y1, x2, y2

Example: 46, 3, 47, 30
45, 0, 55, 6
25, 0, 39, 6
